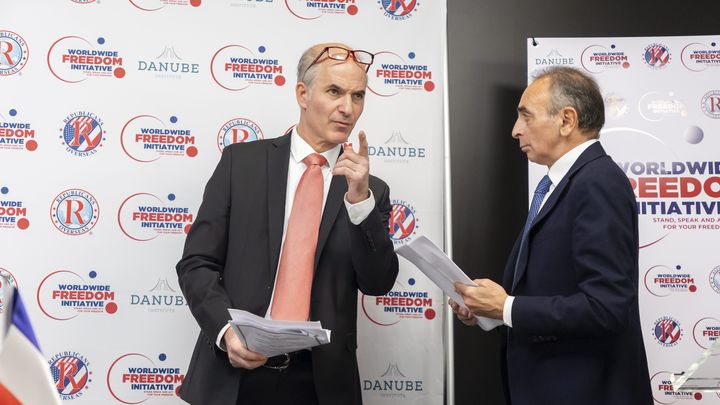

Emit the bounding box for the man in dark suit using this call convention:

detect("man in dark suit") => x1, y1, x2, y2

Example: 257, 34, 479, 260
450, 67, 652, 405
176, 43, 398, 405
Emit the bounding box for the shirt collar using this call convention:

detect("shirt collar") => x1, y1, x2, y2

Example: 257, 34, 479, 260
290, 127, 341, 168
547, 139, 598, 186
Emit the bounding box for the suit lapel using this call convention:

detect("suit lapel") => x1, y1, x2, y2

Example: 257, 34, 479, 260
268, 135, 291, 279
512, 142, 607, 292
314, 174, 347, 268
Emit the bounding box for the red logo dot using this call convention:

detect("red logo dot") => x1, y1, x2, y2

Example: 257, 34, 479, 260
622, 61, 630, 69
184, 224, 192, 234
105, 302, 118, 314
190, 0, 201, 6
689, 285, 697, 292
347, 5, 358, 15
424, 81, 435, 92
175, 385, 182, 396
25, 140, 38, 151
17, 218, 30, 230
186, 146, 198, 157
694, 392, 702, 400
114, 67, 126, 79
424, 308, 436, 320
274, 75, 286, 86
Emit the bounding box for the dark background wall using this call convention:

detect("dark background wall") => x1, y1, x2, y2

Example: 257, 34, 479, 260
447, 1, 720, 404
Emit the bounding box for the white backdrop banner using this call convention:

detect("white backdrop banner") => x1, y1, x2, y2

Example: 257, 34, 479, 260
1, 1, 447, 404
528, 35, 720, 404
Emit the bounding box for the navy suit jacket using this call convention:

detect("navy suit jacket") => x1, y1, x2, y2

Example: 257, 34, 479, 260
176, 134, 399, 405
500, 142, 652, 405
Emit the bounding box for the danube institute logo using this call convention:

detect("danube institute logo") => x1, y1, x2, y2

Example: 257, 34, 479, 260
37, 270, 117, 321
130, 0, 202, 11
643, 43, 671, 69
0, 30, 29, 76
580, 43, 629, 73
362, 279, 436, 326
117, 192, 194, 241
368, 51, 435, 96
681, 41, 720, 72
389, 199, 419, 246
652, 316, 683, 347
129, 277, 187, 313
701, 90, 720, 119
217, 117, 264, 152
137, 46, 200, 78
47, 36, 125, 82
0, 108, 39, 151
643, 264, 697, 297
693, 317, 720, 350
285, 0, 359, 20
362, 362, 423, 398
107, 352, 185, 402
121, 115, 198, 162
59, 111, 106, 157
49, 351, 92, 401
368, 131, 427, 163
378, 0, 418, 20
211, 44, 286, 91
533, 48, 576, 67
50, 189, 99, 236
0, 186, 30, 230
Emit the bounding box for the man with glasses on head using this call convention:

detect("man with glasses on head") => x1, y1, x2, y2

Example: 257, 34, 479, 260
176, 43, 399, 405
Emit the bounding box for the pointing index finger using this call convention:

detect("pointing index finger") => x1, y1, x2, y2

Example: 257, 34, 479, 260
358, 131, 369, 157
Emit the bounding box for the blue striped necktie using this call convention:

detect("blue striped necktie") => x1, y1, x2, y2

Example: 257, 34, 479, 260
513, 175, 552, 288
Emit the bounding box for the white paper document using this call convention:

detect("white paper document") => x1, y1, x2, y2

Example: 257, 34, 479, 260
227, 309, 331, 357
396, 236, 504, 331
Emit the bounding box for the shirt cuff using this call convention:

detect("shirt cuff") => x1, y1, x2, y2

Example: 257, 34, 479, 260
344, 189, 375, 225
503, 295, 515, 328
217, 323, 232, 352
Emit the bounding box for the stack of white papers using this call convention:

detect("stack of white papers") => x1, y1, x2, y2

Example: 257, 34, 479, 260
396, 236, 503, 331
228, 309, 331, 357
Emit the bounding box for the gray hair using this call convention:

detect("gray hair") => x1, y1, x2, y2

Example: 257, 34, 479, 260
533, 66, 605, 137
297, 45, 321, 88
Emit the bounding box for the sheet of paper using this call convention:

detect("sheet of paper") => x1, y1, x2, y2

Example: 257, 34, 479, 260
228, 309, 331, 357
396, 236, 503, 331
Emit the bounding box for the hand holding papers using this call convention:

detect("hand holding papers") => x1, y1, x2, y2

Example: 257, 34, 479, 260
396, 236, 503, 331
228, 309, 331, 358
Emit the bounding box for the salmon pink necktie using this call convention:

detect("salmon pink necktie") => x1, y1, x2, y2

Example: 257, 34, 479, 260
271, 153, 327, 321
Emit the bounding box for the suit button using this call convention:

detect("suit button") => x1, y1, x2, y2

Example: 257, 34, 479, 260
266, 285, 271, 290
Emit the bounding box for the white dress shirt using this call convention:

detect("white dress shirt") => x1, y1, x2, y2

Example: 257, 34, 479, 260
503, 139, 598, 327
217, 129, 376, 349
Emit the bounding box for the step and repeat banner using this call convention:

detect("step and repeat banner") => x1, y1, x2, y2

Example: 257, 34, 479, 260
528, 36, 720, 403
1, 1, 447, 404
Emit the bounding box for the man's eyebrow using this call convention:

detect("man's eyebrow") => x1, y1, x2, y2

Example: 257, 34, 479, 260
517, 106, 531, 114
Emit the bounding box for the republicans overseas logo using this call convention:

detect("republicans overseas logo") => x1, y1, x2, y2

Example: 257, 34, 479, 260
121, 115, 198, 162
378, 0, 418, 20
217, 117, 264, 152
362, 362, 423, 399
129, 277, 187, 313
0, 30, 29, 76
0, 267, 18, 315
681, 41, 720, 72
130, 0, 202, 11
211, 44, 286, 91
368, 51, 435, 97
652, 316, 683, 347
389, 199, 419, 246
50, 188, 99, 236
0, 186, 30, 230
643, 43, 671, 69
580, 43, 629, 73
47, 36, 125, 82
710, 265, 720, 295
107, 353, 185, 402
0, 108, 39, 152
59, 111, 106, 157
118, 193, 194, 241
49, 351, 92, 401
362, 279, 436, 326
651, 371, 701, 403
643, 264, 697, 297
693, 317, 720, 350
285, 0, 359, 20
701, 90, 720, 119
37, 270, 118, 321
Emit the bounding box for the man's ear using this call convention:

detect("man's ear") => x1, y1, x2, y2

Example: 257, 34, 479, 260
296, 82, 309, 109
559, 106, 579, 137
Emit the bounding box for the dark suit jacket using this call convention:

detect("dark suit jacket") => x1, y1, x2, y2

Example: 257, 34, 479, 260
500, 142, 652, 405
176, 134, 399, 405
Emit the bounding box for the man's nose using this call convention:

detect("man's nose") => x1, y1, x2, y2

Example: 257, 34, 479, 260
338, 95, 352, 115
